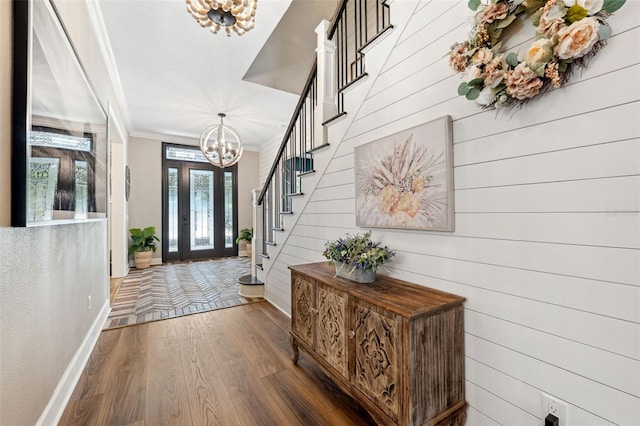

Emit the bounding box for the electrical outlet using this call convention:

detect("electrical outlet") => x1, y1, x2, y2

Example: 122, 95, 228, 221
541, 393, 568, 425
87, 295, 92, 310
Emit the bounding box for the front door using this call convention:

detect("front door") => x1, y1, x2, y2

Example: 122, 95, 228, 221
162, 143, 238, 262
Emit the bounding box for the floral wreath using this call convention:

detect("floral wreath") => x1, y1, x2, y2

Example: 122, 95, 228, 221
449, 0, 625, 109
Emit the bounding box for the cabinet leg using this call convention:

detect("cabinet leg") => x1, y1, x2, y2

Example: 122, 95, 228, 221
290, 336, 299, 364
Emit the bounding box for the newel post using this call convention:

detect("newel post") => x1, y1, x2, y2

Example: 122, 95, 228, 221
251, 188, 260, 273
315, 19, 337, 127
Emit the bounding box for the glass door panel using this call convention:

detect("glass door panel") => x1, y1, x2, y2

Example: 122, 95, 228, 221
168, 167, 179, 253
224, 171, 233, 249
190, 169, 215, 251
29, 157, 59, 221
162, 143, 238, 262
74, 160, 88, 219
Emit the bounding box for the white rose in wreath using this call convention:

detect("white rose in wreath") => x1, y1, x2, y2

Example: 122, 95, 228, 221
463, 64, 482, 82
471, 47, 493, 65
524, 39, 554, 64
554, 17, 600, 59
563, 0, 604, 15
476, 86, 496, 106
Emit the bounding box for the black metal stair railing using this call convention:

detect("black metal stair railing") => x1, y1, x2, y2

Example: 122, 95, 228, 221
256, 0, 393, 260
324, 0, 392, 123
258, 60, 319, 257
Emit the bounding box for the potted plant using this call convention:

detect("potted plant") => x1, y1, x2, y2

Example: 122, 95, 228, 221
236, 227, 253, 257
322, 231, 395, 283
128, 226, 159, 269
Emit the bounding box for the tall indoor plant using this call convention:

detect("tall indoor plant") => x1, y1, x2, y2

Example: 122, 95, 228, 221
128, 226, 159, 269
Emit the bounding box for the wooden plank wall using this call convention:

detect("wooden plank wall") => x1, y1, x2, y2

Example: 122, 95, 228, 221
263, 1, 640, 424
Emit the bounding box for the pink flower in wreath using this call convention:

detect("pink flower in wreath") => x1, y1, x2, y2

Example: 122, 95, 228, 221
479, 2, 509, 23
506, 63, 544, 100
538, 7, 566, 36
449, 42, 469, 72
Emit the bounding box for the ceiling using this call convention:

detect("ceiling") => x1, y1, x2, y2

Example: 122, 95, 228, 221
98, 0, 337, 150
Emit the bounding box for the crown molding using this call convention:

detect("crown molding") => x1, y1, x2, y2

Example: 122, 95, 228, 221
85, 0, 133, 136
129, 130, 260, 152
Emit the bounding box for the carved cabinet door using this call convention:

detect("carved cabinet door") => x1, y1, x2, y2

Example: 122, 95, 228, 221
315, 283, 348, 378
291, 273, 315, 348
352, 299, 402, 422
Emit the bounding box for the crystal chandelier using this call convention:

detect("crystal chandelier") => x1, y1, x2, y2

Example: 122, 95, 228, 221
186, 0, 257, 37
199, 113, 243, 168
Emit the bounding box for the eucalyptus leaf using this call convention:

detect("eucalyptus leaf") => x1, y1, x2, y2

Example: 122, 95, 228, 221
531, 8, 544, 27
529, 62, 547, 77
496, 14, 517, 29
513, 0, 524, 7
490, 28, 504, 47
491, 76, 504, 88
603, 0, 625, 13
458, 82, 471, 96
525, 0, 546, 13
468, 0, 481, 11
468, 77, 485, 86
466, 88, 480, 100
506, 52, 519, 67
598, 24, 612, 40
566, 4, 588, 23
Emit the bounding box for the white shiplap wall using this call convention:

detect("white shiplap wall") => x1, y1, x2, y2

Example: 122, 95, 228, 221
262, 1, 640, 424
259, 133, 285, 188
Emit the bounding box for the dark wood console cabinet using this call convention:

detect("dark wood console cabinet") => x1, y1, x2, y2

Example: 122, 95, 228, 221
289, 262, 466, 426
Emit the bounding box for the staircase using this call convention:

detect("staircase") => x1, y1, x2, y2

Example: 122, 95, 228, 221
253, 0, 405, 303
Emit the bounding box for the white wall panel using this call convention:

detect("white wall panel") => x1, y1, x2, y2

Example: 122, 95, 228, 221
466, 406, 501, 426
455, 176, 640, 212
454, 139, 640, 189
465, 310, 639, 395
453, 103, 640, 166
466, 381, 539, 426
466, 334, 639, 425
263, 1, 640, 424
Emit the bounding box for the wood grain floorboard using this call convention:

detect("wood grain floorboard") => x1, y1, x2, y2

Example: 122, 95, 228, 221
145, 317, 195, 426
59, 301, 374, 426
175, 313, 241, 425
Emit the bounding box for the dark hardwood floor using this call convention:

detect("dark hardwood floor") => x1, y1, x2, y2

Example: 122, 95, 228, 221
59, 301, 374, 425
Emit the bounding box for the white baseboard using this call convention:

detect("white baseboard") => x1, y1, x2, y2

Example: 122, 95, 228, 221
265, 296, 291, 319
36, 299, 111, 426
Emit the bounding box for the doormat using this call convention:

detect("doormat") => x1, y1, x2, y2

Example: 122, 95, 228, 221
104, 257, 258, 329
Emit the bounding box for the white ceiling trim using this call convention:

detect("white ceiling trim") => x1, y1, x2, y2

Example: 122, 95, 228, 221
129, 129, 263, 152
85, 0, 133, 136
108, 102, 128, 145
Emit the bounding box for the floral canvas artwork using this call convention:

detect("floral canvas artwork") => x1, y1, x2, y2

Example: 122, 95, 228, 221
354, 116, 454, 231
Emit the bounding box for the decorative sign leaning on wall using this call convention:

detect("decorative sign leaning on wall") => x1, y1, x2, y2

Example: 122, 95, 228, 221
448, 0, 626, 109
354, 116, 454, 231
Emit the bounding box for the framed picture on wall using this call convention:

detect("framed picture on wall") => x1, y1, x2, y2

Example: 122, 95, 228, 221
354, 115, 454, 231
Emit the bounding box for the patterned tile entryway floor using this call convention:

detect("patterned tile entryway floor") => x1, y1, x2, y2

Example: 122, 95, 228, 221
104, 257, 256, 330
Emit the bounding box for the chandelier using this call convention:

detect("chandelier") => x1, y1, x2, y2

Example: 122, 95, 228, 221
186, 0, 257, 37
199, 113, 243, 168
